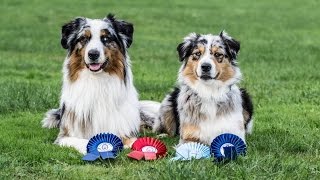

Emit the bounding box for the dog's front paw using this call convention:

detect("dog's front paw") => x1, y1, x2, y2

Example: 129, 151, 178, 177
156, 133, 168, 138
122, 137, 137, 149
56, 137, 89, 155
73, 139, 88, 154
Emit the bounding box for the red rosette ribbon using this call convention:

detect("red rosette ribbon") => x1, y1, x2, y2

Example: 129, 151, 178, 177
127, 137, 167, 160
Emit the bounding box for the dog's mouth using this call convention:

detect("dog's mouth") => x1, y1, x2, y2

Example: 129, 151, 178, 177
86, 61, 108, 72
200, 72, 220, 80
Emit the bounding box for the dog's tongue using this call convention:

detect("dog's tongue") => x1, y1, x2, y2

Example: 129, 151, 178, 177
88, 63, 102, 71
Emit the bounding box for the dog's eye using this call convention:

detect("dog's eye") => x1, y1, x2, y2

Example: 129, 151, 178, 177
193, 52, 201, 57
214, 52, 223, 58
101, 36, 110, 44
79, 36, 88, 44
214, 52, 224, 63
192, 52, 201, 60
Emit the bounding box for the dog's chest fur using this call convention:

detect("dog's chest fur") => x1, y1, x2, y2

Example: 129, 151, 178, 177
60, 69, 140, 139
177, 84, 245, 144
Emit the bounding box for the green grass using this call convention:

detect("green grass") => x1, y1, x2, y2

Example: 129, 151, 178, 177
1, 0, 320, 179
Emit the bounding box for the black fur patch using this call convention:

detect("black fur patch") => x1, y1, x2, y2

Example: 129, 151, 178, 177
60, 103, 65, 119
176, 33, 200, 62
240, 88, 254, 129
168, 87, 181, 135
61, 17, 86, 53
199, 38, 208, 45
219, 31, 240, 65
52, 109, 61, 121
105, 14, 134, 51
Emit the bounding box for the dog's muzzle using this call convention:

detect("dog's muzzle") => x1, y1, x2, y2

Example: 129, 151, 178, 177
86, 49, 108, 72
86, 61, 108, 72
199, 63, 220, 80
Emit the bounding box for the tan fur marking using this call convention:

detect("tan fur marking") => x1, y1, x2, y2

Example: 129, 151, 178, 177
122, 137, 137, 148
78, 30, 91, 46
84, 30, 91, 38
100, 29, 108, 36
183, 60, 198, 83
195, 45, 205, 54
67, 30, 91, 82
103, 45, 125, 80
215, 61, 235, 82
61, 127, 69, 137
211, 46, 235, 82
101, 29, 125, 79
211, 46, 219, 53
163, 109, 177, 136
183, 44, 205, 83
181, 123, 200, 142
68, 47, 86, 82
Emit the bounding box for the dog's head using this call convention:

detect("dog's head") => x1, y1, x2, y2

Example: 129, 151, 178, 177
177, 31, 241, 86
61, 14, 133, 81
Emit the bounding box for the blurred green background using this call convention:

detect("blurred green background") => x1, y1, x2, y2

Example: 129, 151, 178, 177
0, 0, 319, 179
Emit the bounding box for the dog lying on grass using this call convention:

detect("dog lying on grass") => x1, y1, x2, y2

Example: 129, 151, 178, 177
42, 14, 159, 154
152, 31, 253, 145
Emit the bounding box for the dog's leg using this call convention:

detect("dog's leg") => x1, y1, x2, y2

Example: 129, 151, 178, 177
156, 133, 169, 138
163, 115, 178, 136
52, 107, 88, 154
139, 100, 161, 129
122, 137, 137, 149
159, 107, 177, 136
158, 91, 180, 136
162, 88, 180, 136
179, 123, 200, 145
55, 137, 89, 154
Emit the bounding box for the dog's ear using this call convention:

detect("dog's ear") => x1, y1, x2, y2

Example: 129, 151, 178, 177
219, 31, 240, 61
105, 14, 134, 48
61, 17, 86, 49
177, 33, 199, 62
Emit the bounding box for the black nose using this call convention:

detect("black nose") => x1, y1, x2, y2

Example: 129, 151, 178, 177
88, 49, 100, 61
201, 63, 212, 72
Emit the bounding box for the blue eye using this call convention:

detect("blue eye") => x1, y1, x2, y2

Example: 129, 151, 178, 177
101, 36, 110, 44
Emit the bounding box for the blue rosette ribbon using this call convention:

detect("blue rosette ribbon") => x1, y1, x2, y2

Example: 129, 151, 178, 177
210, 133, 246, 162
82, 133, 123, 161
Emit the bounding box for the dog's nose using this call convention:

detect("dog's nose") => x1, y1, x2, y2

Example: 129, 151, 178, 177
88, 49, 100, 61
201, 63, 212, 72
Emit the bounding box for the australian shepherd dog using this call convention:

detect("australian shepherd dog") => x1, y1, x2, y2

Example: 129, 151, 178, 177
152, 31, 253, 145
42, 14, 159, 154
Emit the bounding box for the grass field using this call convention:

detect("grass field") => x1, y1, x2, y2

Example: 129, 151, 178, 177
0, 0, 319, 179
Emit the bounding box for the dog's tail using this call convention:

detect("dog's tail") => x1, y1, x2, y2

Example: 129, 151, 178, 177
41, 108, 61, 128
139, 100, 161, 130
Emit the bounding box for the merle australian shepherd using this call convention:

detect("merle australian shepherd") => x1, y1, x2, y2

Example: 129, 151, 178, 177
42, 14, 159, 154
152, 31, 253, 145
